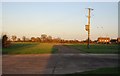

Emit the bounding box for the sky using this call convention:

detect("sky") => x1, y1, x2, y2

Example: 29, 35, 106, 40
1, 2, 118, 40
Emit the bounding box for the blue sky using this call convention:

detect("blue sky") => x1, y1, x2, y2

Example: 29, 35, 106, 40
2, 2, 118, 40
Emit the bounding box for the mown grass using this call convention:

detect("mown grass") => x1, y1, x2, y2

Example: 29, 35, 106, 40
3, 42, 119, 54
64, 67, 119, 76
2, 42, 58, 54
79, 67, 119, 74
65, 44, 119, 54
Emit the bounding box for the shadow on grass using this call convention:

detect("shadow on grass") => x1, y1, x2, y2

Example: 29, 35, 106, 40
51, 45, 58, 54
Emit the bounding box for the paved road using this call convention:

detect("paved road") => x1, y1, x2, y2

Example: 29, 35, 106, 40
2, 45, 119, 74
3, 54, 118, 74
55, 45, 82, 54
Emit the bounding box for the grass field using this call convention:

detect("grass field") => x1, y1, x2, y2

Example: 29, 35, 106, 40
2, 42, 119, 54
2, 42, 58, 54
64, 44, 119, 54
64, 67, 119, 75
79, 67, 119, 74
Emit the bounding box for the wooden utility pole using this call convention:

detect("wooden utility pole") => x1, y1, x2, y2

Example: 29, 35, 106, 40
86, 8, 93, 49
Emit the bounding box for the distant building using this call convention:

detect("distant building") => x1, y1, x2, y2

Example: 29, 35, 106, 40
97, 37, 110, 44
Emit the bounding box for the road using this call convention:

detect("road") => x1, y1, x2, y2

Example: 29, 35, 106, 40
55, 45, 82, 54
2, 45, 118, 74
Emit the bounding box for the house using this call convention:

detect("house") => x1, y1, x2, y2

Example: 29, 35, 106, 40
97, 37, 110, 44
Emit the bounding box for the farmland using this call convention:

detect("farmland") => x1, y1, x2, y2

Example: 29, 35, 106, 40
2, 42, 58, 54
2, 42, 119, 54
64, 44, 119, 54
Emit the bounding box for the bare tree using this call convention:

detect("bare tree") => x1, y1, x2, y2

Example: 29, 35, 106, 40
17, 38, 21, 42
11, 35, 17, 42
22, 36, 26, 42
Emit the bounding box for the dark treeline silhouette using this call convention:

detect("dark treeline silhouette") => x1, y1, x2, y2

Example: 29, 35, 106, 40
1, 34, 120, 48
2, 34, 11, 48
6, 34, 80, 43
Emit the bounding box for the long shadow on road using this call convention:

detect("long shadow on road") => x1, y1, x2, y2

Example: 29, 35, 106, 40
2, 45, 118, 75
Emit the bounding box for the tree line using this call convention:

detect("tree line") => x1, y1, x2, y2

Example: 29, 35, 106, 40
2, 34, 119, 48
2, 34, 80, 48
8, 34, 79, 43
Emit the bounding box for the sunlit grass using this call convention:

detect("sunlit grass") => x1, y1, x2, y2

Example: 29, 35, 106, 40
3, 42, 119, 54
2, 42, 58, 54
65, 44, 119, 54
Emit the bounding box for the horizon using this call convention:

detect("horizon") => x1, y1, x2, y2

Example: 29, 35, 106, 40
1, 2, 118, 41
1, 33, 119, 41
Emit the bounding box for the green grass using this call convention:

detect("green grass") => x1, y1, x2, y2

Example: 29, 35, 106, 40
2, 42, 58, 54
79, 67, 119, 74
65, 44, 119, 54
3, 42, 119, 54
64, 67, 119, 76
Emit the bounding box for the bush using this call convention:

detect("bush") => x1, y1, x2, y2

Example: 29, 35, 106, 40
2, 35, 11, 48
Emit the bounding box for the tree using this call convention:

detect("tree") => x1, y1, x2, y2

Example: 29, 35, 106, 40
25, 38, 30, 42
2, 35, 8, 47
53, 37, 61, 43
41, 34, 47, 42
17, 38, 21, 42
36, 37, 41, 42
31, 37, 35, 42
2, 34, 10, 48
11, 35, 17, 42
22, 36, 26, 42
47, 36, 52, 42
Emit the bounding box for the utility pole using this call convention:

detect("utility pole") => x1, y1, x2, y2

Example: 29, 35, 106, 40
85, 8, 93, 49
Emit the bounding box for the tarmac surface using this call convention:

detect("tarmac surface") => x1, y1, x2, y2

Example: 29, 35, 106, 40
2, 54, 118, 74
2, 45, 119, 74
